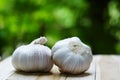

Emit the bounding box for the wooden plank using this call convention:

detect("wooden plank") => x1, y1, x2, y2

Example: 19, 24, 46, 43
0, 57, 15, 80
96, 55, 120, 80
66, 56, 96, 80
36, 65, 66, 80
8, 65, 66, 80
0, 56, 66, 80
1, 56, 96, 80
2, 55, 120, 80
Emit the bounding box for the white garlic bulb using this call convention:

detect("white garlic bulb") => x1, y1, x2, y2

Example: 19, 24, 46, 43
12, 37, 53, 72
52, 37, 93, 74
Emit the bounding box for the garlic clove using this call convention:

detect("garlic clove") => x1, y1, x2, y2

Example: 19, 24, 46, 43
12, 37, 53, 72
52, 37, 93, 74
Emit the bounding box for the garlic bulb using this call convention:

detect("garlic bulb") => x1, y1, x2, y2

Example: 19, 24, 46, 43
52, 37, 93, 74
12, 37, 53, 72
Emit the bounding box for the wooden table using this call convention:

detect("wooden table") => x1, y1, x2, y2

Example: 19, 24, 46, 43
0, 55, 120, 80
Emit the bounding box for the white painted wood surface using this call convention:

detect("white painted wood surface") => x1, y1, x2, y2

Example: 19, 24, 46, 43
0, 55, 120, 80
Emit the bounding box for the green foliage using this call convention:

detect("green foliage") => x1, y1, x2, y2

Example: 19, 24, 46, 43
0, 0, 120, 58
54, 7, 75, 28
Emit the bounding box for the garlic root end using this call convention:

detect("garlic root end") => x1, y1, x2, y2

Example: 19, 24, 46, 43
69, 41, 82, 53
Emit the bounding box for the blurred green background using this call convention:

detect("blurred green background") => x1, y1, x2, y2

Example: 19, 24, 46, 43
0, 0, 120, 58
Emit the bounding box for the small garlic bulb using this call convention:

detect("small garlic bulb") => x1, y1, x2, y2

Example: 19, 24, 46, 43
12, 37, 53, 72
52, 37, 93, 74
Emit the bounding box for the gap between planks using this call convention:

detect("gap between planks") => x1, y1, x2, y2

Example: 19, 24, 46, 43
1, 55, 120, 80
0, 57, 96, 80
0, 56, 96, 80
66, 55, 96, 80
0, 57, 15, 80
96, 55, 120, 80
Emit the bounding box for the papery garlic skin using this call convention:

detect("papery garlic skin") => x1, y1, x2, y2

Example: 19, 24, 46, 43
12, 37, 53, 72
52, 37, 93, 74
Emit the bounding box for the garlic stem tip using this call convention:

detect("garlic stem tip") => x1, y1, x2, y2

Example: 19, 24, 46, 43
31, 37, 48, 45
39, 36, 48, 44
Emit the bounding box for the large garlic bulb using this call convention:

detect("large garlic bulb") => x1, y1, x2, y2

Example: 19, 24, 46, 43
12, 37, 53, 72
52, 37, 93, 74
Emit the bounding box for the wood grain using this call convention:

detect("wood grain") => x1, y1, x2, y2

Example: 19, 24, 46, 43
0, 57, 15, 80
96, 55, 120, 80
1, 55, 120, 80
8, 65, 66, 80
